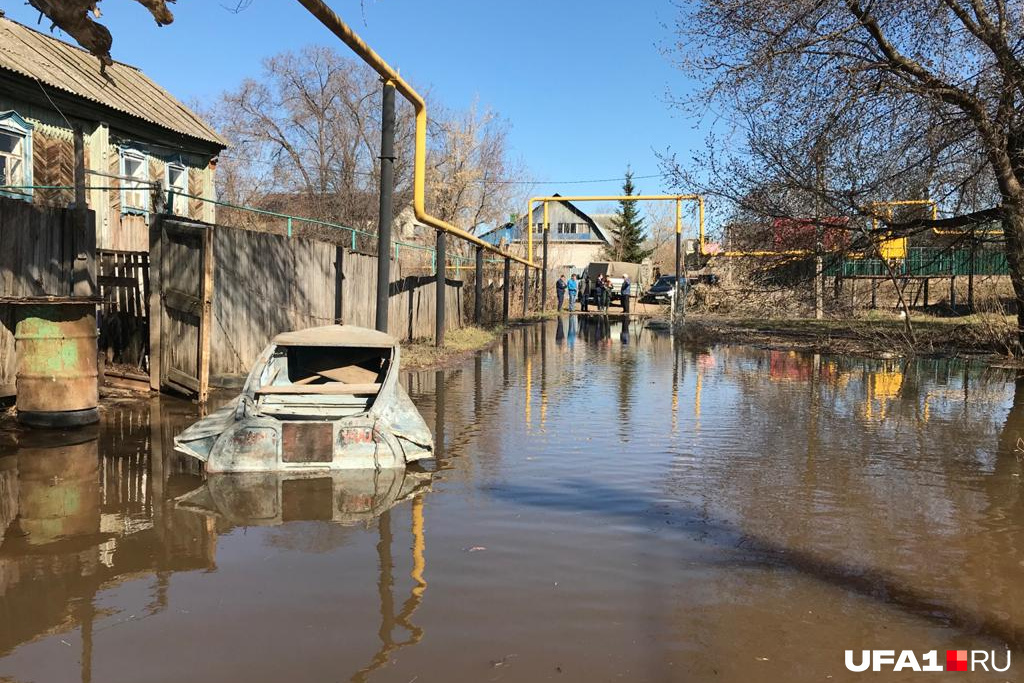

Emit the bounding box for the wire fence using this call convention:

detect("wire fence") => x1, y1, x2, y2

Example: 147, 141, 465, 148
0, 184, 511, 270
826, 247, 1010, 277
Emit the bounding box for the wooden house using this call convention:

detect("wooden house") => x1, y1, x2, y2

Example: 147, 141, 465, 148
0, 16, 226, 251
480, 195, 611, 272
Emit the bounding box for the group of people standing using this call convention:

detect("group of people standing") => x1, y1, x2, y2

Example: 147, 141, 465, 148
555, 273, 631, 314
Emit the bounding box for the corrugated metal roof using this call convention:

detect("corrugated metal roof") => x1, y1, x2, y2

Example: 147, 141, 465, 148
0, 17, 226, 148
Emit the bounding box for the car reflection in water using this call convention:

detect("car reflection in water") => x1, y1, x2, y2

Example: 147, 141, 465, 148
176, 467, 431, 528
176, 465, 432, 682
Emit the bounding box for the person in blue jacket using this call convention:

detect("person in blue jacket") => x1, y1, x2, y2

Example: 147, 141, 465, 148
567, 274, 579, 312
620, 274, 632, 314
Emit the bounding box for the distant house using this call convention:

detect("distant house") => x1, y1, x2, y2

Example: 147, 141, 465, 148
0, 16, 227, 251
479, 195, 611, 271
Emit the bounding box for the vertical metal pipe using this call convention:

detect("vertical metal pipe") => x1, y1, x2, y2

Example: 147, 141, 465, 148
435, 230, 446, 347
503, 257, 510, 324
474, 246, 483, 325
674, 208, 682, 319
968, 231, 976, 312
523, 262, 529, 317
375, 81, 396, 333
541, 228, 549, 313
72, 125, 90, 298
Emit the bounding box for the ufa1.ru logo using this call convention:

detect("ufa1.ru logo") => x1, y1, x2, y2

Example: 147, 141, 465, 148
844, 650, 1011, 672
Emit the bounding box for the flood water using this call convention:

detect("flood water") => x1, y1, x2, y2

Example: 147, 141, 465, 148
2, 317, 1024, 682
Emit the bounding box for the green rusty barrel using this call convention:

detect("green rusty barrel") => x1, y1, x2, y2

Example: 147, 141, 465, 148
14, 302, 99, 427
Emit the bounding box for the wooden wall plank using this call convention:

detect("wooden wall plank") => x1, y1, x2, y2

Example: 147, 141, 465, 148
0, 196, 98, 394
207, 228, 466, 381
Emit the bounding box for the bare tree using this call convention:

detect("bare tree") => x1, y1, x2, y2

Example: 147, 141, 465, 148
644, 201, 682, 271
426, 102, 525, 233
26, 0, 174, 67
666, 0, 1024, 344
208, 46, 527, 250
208, 46, 416, 234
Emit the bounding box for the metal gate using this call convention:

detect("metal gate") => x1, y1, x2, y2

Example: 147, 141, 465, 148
150, 216, 213, 402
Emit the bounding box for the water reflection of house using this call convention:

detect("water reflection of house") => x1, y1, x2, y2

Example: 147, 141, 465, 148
767, 351, 835, 382
0, 412, 216, 657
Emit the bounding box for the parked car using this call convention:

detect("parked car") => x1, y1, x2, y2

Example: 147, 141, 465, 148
641, 275, 681, 303
640, 273, 721, 304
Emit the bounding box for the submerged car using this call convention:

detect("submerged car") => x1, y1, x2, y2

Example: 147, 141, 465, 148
174, 325, 433, 472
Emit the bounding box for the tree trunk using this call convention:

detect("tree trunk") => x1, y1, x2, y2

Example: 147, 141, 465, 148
1001, 201, 1024, 353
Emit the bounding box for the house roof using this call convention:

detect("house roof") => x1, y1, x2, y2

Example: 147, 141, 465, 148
477, 222, 513, 240
0, 17, 227, 148
588, 213, 616, 243
480, 195, 613, 245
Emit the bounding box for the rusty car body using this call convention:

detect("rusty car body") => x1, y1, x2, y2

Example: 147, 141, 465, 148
174, 325, 433, 472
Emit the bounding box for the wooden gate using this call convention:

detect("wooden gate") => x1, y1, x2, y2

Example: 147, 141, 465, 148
97, 249, 150, 371
149, 216, 213, 401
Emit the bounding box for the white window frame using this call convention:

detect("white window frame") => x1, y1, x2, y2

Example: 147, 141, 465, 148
165, 162, 188, 215
120, 147, 149, 215
0, 111, 34, 201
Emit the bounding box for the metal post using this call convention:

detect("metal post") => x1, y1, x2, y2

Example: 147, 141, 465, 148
968, 231, 976, 312
72, 125, 92, 298
375, 81, 396, 333
674, 220, 682, 319
435, 230, 446, 347
503, 257, 510, 324
923, 277, 929, 307
541, 228, 549, 313
474, 246, 483, 325
523, 262, 529, 317
950, 275, 957, 309
871, 279, 877, 309
681, 233, 689, 319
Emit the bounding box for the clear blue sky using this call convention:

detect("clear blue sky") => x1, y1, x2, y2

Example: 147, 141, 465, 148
3, 0, 702, 203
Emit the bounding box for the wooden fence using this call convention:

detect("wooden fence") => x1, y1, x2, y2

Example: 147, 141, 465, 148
209, 225, 468, 381
0, 197, 96, 397
0, 194, 529, 398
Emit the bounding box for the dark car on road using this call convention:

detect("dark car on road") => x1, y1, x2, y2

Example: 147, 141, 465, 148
640, 274, 720, 304
641, 275, 680, 304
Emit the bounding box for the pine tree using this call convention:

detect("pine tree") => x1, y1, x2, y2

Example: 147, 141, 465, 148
604, 169, 653, 263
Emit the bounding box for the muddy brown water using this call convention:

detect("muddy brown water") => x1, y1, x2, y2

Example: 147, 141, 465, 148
1, 317, 1024, 682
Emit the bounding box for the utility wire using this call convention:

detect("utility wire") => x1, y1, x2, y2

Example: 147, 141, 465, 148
217, 153, 663, 187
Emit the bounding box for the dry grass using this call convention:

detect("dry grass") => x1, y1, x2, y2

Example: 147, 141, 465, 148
683, 312, 1023, 359
401, 325, 503, 371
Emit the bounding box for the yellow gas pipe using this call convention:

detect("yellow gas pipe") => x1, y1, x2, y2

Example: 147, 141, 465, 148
296, 0, 536, 269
